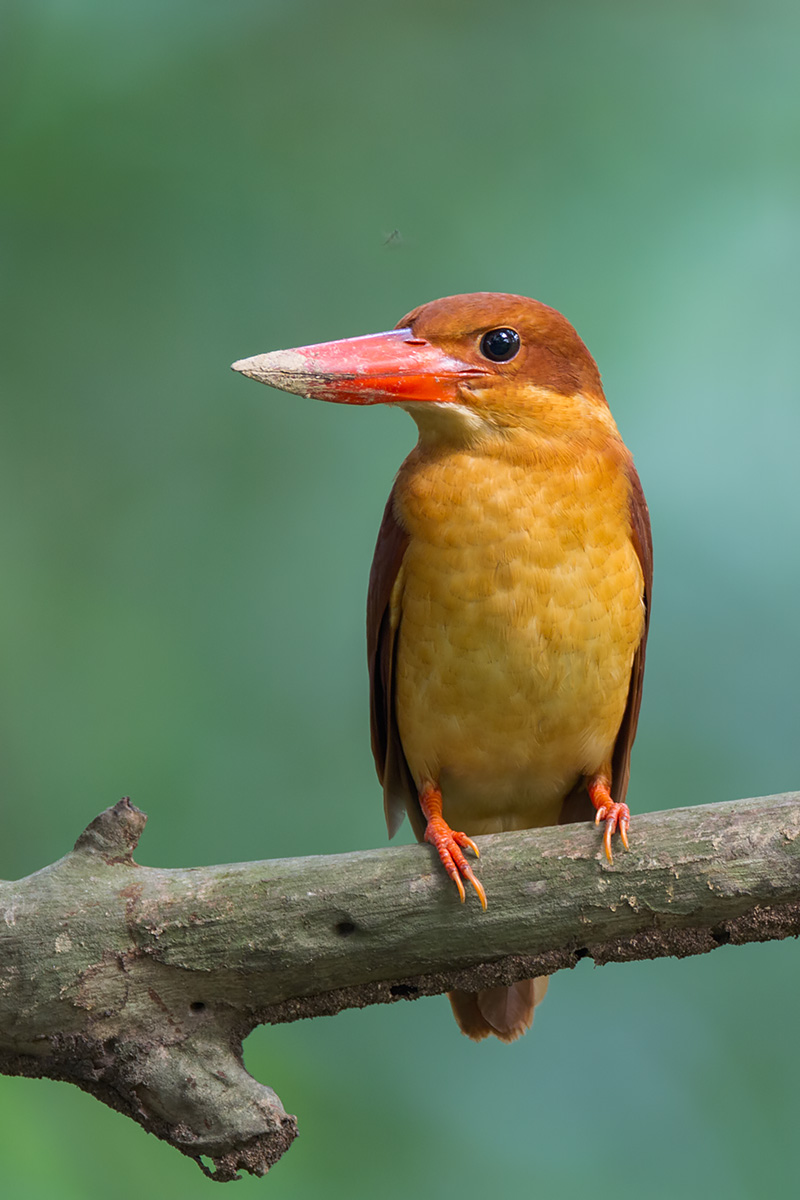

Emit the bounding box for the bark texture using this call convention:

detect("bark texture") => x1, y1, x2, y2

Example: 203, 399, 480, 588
2, 793, 799, 1179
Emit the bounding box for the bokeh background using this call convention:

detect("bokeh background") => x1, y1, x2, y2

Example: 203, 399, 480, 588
2, 0, 799, 1196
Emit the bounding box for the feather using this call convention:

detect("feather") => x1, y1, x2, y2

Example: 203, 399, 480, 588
610, 460, 653, 805
366, 490, 418, 838
448, 978, 549, 1043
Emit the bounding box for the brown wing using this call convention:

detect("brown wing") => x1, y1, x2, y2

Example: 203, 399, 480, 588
366, 489, 419, 838
610, 460, 653, 804
560, 459, 653, 825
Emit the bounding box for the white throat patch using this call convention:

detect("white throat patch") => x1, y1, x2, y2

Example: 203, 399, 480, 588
399, 400, 492, 444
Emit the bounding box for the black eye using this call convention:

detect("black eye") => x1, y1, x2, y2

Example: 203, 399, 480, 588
479, 327, 520, 362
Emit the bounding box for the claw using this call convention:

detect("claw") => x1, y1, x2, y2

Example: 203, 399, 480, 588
603, 817, 615, 863
462, 863, 487, 910
435, 832, 467, 902
447, 858, 466, 904
620, 817, 630, 851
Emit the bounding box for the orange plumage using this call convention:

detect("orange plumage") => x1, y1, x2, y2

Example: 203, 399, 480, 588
233, 293, 652, 1042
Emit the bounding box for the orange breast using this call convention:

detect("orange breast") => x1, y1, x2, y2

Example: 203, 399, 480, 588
392, 435, 645, 835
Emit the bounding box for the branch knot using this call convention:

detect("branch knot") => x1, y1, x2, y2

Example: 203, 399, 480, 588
73, 798, 147, 864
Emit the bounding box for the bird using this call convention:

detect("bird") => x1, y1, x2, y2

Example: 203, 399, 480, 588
232, 292, 652, 1042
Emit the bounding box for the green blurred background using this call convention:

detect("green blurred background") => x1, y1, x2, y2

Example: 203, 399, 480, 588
2, 0, 799, 1195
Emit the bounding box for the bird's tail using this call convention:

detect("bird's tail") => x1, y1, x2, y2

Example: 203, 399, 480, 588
448, 976, 549, 1042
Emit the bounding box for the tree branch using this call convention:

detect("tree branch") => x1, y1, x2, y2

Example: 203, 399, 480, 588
2, 793, 799, 1179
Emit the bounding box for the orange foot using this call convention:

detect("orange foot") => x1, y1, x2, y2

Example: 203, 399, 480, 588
587, 775, 630, 864
419, 782, 487, 909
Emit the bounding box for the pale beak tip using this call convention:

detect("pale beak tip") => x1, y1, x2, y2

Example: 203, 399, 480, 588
231, 356, 256, 377
231, 349, 310, 387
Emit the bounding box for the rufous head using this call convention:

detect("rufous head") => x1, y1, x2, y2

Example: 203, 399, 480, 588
232, 292, 609, 441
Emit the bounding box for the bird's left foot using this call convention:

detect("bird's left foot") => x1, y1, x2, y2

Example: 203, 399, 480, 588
587, 775, 630, 863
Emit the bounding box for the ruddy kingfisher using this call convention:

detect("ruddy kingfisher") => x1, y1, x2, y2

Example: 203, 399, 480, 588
232, 293, 652, 1042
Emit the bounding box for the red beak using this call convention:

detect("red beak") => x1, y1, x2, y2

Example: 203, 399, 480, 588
231, 328, 483, 405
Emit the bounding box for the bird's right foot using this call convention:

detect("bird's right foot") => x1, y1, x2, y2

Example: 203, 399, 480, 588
419, 782, 487, 909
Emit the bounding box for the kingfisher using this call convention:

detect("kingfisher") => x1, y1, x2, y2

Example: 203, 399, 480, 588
233, 292, 652, 1041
